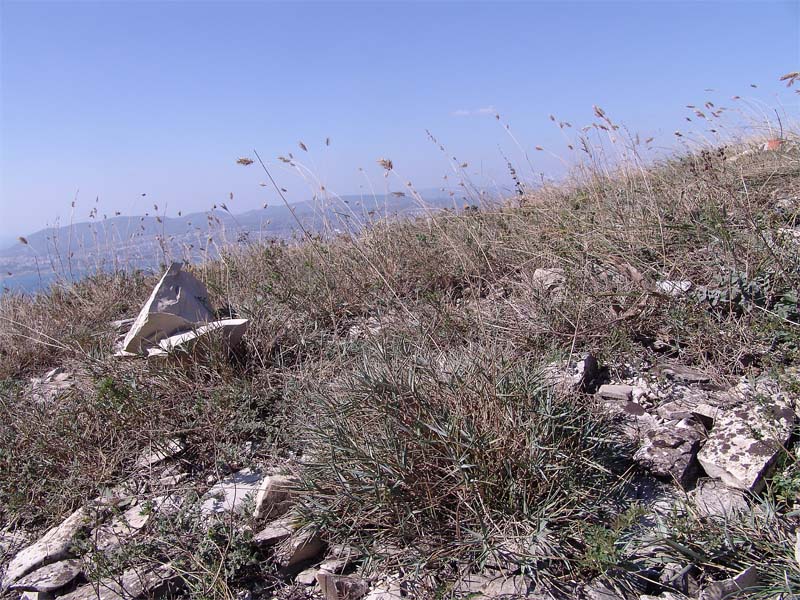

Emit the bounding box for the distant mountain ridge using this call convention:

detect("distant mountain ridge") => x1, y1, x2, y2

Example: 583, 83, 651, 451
0, 193, 463, 293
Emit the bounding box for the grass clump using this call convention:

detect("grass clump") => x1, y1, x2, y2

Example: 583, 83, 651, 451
298, 340, 634, 586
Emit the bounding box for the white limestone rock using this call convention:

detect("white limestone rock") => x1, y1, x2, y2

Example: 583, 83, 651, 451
2, 507, 90, 590
363, 579, 404, 600
295, 567, 319, 586
656, 280, 693, 296
276, 529, 325, 569
252, 475, 296, 520
697, 396, 796, 492
253, 516, 295, 546
135, 438, 185, 469
8, 559, 83, 593
57, 564, 175, 600
531, 267, 566, 293
598, 384, 635, 402
201, 469, 263, 516
121, 262, 213, 355
91, 502, 152, 552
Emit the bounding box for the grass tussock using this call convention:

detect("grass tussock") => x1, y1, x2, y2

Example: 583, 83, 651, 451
298, 342, 632, 576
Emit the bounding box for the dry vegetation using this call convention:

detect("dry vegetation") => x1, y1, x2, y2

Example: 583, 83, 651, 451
1, 100, 799, 599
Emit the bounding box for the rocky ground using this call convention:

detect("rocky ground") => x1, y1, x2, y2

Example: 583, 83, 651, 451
2, 336, 798, 599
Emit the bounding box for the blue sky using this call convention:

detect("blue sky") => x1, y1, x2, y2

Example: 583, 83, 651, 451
1, 0, 798, 238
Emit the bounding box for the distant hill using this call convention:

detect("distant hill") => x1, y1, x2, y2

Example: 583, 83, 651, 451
0, 193, 466, 293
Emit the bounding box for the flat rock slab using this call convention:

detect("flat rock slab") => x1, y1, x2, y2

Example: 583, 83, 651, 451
690, 479, 748, 518
57, 565, 174, 600
2, 507, 91, 590
600, 397, 658, 444
598, 384, 635, 402
697, 396, 796, 491
201, 469, 263, 516
253, 517, 295, 546
363, 580, 404, 600
29, 368, 74, 403
658, 363, 711, 384
91, 503, 152, 552
656, 389, 724, 426
295, 567, 319, 586
9, 559, 83, 592
634, 418, 706, 488
480, 574, 532, 597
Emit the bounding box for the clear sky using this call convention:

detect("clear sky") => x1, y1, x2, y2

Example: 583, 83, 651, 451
1, 0, 798, 238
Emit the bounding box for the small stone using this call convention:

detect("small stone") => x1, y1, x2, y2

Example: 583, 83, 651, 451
631, 386, 648, 404
584, 581, 627, 599
20, 592, 56, 600
318, 544, 363, 574
253, 516, 295, 546
656, 280, 693, 296
158, 473, 188, 487
316, 571, 369, 600
9, 560, 83, 593
656, 393, 719, 428
136, 438, 185, 469
602, 398, 659, 443
598, 384, 635, 402
29, 368, 74, 402
91, 502, 152, 552
658, 562, 699, 597
531, 267, 565, 293
699, 566, 759, 600
363, 580, 404, 600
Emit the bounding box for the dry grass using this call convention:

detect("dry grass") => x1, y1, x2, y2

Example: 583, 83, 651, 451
0, 115, 798, 597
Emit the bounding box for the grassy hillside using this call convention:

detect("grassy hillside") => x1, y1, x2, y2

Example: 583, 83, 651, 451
0, 133, 799, 599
